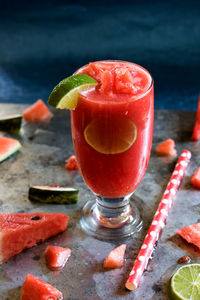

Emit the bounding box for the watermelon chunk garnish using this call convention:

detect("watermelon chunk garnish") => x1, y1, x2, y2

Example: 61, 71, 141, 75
44, 245, 71, 271
21, 274, 63, 300
65, 155, 79, 171
114, 68, 136, 94
191, 168, 200, 189
82, 62, 104, 82
79, 62, 150, 97
100, 70, 113, 96
176, 223, 200, 249
103, 244, 126, 269
23, 99, 53, 123
155, 138, 177, 156
191, 94, 200, 141
0, 213, 68, 264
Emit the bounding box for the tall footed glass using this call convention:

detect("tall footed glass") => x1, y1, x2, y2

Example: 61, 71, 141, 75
71, 60, 154, 239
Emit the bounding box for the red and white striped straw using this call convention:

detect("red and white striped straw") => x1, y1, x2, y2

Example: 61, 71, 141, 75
125, 149, 191, 291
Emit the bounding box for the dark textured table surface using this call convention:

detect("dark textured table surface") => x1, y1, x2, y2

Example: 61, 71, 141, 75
0, 104, 200, 299
0, 0, 199, 110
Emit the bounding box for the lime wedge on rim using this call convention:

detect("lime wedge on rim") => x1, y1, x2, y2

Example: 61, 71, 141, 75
48, 74, 98, 110
170, 264, 200, 300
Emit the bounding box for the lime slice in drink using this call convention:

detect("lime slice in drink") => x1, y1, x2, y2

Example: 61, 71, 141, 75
84, 118, 137, 154
170, 264, 200, 300
48, 74, 98, 110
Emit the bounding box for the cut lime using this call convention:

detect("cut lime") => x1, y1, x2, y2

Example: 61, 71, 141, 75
170, 264, 200, 300
48, 74, 98, 110
84, 117, 137, 154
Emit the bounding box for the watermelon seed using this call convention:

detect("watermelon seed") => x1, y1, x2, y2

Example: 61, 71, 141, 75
31, 216, 41, 221
178, 255, 191, 264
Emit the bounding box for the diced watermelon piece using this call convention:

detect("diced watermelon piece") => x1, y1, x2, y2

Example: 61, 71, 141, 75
191, 94, 200, 141
191, 168, 200, 189
100, 70, 113, 96
81, 62, 104, 82
21, 274, 63, 300
65, 155, 79, 170
44, 245, 71, 271
0, 213, 68, 264
155, 139, 177, 156
176, 223, 200, 249
114, 68, 135, 94
0, 136, 22, 162
191, 122, 200, 141
103, 244, 126, 269
79, 62, 150, 97
23, 99, 53, 123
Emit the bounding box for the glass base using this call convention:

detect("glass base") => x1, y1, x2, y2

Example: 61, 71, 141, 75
80, 195, 143, 240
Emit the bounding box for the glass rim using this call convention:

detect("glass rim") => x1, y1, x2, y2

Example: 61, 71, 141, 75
75, 60, 154, 101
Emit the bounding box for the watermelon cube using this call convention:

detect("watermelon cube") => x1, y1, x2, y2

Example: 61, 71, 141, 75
65, 155, 79, 170
104, 244, 126, 269
176, 223, 200, 249
155, 139, 177, 156
100, 70, 113, 96
21, 274, 63, 300
23, 99, 53, 123
114, 68, 135, 94
191, 168, 200, 189
44, 245, 71, 271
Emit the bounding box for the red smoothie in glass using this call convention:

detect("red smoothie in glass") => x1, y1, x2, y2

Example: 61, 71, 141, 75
71, 61, 154, 198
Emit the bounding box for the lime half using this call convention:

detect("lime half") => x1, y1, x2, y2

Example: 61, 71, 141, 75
48, 74, 98, 110
170, 264, 200, 300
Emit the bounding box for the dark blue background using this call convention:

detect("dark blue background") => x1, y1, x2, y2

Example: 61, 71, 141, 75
0, 0, 199, 110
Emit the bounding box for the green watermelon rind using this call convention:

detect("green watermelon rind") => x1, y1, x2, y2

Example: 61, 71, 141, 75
0, 140, 22, 163
29, 186, 79, 204
0, 114, 22, 134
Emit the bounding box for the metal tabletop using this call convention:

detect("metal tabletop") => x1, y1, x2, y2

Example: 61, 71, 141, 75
0, 104, 199, 299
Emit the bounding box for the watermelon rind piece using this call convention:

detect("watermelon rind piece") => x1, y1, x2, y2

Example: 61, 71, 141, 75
0, 213, 69, 264
0, 136, 22, 163
0, 114, 22, 134
29, 186, 79, 204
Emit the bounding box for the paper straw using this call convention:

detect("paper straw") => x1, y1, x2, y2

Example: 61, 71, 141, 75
125, 149, 191, 291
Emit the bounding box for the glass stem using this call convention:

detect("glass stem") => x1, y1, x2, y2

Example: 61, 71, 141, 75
93, 194, 133, 229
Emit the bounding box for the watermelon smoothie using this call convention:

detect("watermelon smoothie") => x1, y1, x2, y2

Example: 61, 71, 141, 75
71, 61, 153, 197
71, 61, 153, 238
